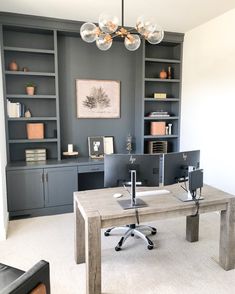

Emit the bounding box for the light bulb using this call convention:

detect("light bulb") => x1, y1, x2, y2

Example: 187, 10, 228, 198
124, 34, 141, 51
96, 34, 113, 51
80, 23, 98, 43
136, 16, 157, 36
146, 27, 164, 44
99, 13, 119, 34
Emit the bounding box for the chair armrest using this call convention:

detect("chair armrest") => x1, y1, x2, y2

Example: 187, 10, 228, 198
0, 260, 50, 294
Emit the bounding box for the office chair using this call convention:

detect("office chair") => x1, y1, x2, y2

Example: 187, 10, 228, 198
104, 223, 156, 251
0, 260, 50, 294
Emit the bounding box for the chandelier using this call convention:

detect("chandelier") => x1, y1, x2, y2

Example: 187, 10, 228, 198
80, 0, 164, 51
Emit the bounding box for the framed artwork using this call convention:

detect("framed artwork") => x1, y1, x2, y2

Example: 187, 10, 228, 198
88, 136, 104, 158
104, 136, 114, 155
76, 79, 120, 118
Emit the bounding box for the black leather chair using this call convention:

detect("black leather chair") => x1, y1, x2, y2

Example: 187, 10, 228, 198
0, 260, 50, 294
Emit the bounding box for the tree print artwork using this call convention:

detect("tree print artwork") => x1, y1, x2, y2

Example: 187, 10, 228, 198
83, 87, 111, 109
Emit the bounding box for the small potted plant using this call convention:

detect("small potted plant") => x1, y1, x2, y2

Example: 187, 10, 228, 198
25, 82, 36, 95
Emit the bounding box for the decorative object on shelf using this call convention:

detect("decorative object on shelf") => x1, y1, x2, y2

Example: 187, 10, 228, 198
154, 93, 167, 99
167, 66, 172, 79
104, 136, 114, 154
22, 67, 29, 72
126, 133, 133, 154
168, 123, 172, 135
88, 136, 104, 159
26, 123, 44, 139
76, 79, 120, 118
159, 69, 167, 79
63, 143, 79, 157
7, 100, 25, 118
80, 0, 164, 51
8, 60, 18, 71
165, 126, 169, 135
25, 148, 46, 162
24, 109, 32, 118
148, 141, 167, 154
150, 121, 166, 135
25, 82, 36, 95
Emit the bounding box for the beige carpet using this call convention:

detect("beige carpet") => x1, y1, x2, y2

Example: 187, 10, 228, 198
0, 212, 235, 294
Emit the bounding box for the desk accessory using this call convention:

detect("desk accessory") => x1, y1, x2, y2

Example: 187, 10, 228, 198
113, 193, 123, 198
88, 136, 104, 159
63, 144, 79, 157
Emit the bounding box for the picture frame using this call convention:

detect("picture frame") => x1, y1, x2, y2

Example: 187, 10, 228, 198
88, 136, 104, 158
76, 79, 120, 118
104, 136, 114, 155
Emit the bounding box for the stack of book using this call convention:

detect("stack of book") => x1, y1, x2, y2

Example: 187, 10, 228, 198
7, 100, 26, 118
148, 111, 170, 118
25, 149, 46, 162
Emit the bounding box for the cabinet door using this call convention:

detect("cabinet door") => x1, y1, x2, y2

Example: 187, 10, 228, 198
7, 169, 44, 211
44, 166, 77, 207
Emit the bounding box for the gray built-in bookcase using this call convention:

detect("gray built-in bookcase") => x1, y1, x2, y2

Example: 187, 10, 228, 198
0, 13, 184, 163
1, 25, 61, 161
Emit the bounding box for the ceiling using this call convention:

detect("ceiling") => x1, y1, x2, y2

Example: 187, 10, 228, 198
0, 0, 235, 33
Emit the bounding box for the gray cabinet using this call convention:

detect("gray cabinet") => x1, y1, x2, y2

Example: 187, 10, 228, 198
7, 169, 44, 211
44, 166, 77, 207
7, 165, 78, 214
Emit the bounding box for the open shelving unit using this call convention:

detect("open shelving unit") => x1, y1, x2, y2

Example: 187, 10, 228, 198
1, 25, 61, 162
142, 38, 183, 154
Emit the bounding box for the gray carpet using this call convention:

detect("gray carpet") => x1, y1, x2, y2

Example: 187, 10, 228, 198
0, 212, 234, 294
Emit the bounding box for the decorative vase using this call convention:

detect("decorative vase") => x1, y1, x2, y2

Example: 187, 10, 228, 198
25, 109, 32, 118
159, 69, 167, 79
9, 60, 18, 71
26, 86, 35, 95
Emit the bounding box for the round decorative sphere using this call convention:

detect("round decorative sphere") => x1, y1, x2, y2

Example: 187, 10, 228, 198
96, 34, 113, 51
146, 27, 164, 44
124, 34, 141, 51
98, 13, 119, 34
136, 16, 157, 36
80, 22, 97, 43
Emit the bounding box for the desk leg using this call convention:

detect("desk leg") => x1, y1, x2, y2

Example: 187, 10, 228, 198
85, 212, 101, 294
186, 215, 199, 242
74, 199, 85, 264
219, 199, 235, 271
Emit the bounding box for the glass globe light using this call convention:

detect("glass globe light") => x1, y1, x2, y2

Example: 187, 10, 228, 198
124, 34, 141, 51
98, 13, 119, 34
136, 16, 157, 36
96, 34, 113, 51
146, 27, 164, 44
80, 22, 98, 43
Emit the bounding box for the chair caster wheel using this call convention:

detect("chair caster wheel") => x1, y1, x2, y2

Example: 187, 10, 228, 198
131, 233, 135, 237
104, 232, 110, 236
147, 245, 154, 250
115, 246, 121, 251
151, 231, 157, 235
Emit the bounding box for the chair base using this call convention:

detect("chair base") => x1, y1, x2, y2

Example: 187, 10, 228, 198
104, 225, 156, 251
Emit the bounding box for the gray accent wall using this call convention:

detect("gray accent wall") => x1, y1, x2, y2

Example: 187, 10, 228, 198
58, 35, 138, 156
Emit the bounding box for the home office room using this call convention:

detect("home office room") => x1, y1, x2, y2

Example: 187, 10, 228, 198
0, 1, 235, 294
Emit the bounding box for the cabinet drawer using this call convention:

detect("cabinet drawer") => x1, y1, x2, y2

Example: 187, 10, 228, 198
78, 164, 104, 173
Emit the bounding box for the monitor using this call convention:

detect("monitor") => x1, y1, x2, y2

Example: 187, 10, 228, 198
163, 150, 200, 186
104, 154, 160, 188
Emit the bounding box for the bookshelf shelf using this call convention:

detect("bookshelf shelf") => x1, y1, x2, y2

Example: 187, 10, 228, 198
9, 139, 58, 144
6, 94, 57, 99
145, 78, 180, 83
5, 70, 56, 76
144, 98, 180, 102
4, 46, 55, 54
144, 116, 179, 121
145, 58, 181, 64
144, 135, 178, 139
7, 117, 57, 121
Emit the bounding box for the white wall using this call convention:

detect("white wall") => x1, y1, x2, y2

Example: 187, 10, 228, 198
181, 9, 235, 195
0, 43, 8, 240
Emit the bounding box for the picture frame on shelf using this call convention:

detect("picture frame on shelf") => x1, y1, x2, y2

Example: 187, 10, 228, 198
76, 79, 120, 118
104, 136, 114, 155
88, 136, 104, 158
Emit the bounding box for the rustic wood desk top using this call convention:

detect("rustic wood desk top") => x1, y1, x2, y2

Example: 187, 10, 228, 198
74, 184, 234, 227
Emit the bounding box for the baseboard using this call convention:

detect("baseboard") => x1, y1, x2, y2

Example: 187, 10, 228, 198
0, 211, 9, 240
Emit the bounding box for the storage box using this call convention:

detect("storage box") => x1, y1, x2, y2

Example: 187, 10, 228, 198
154, 93, 167, 99
148, 141, 168, 154
150, 122, 166, 135
26, 123, 44, 139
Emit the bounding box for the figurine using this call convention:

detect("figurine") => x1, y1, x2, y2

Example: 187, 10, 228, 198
126, 134, 132, 154
25, 109, 32, 118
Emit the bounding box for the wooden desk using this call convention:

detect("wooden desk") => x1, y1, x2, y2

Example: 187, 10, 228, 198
74, 184, 235, 294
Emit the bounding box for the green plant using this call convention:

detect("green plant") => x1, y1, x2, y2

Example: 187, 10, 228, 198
25, 82, 36, 88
